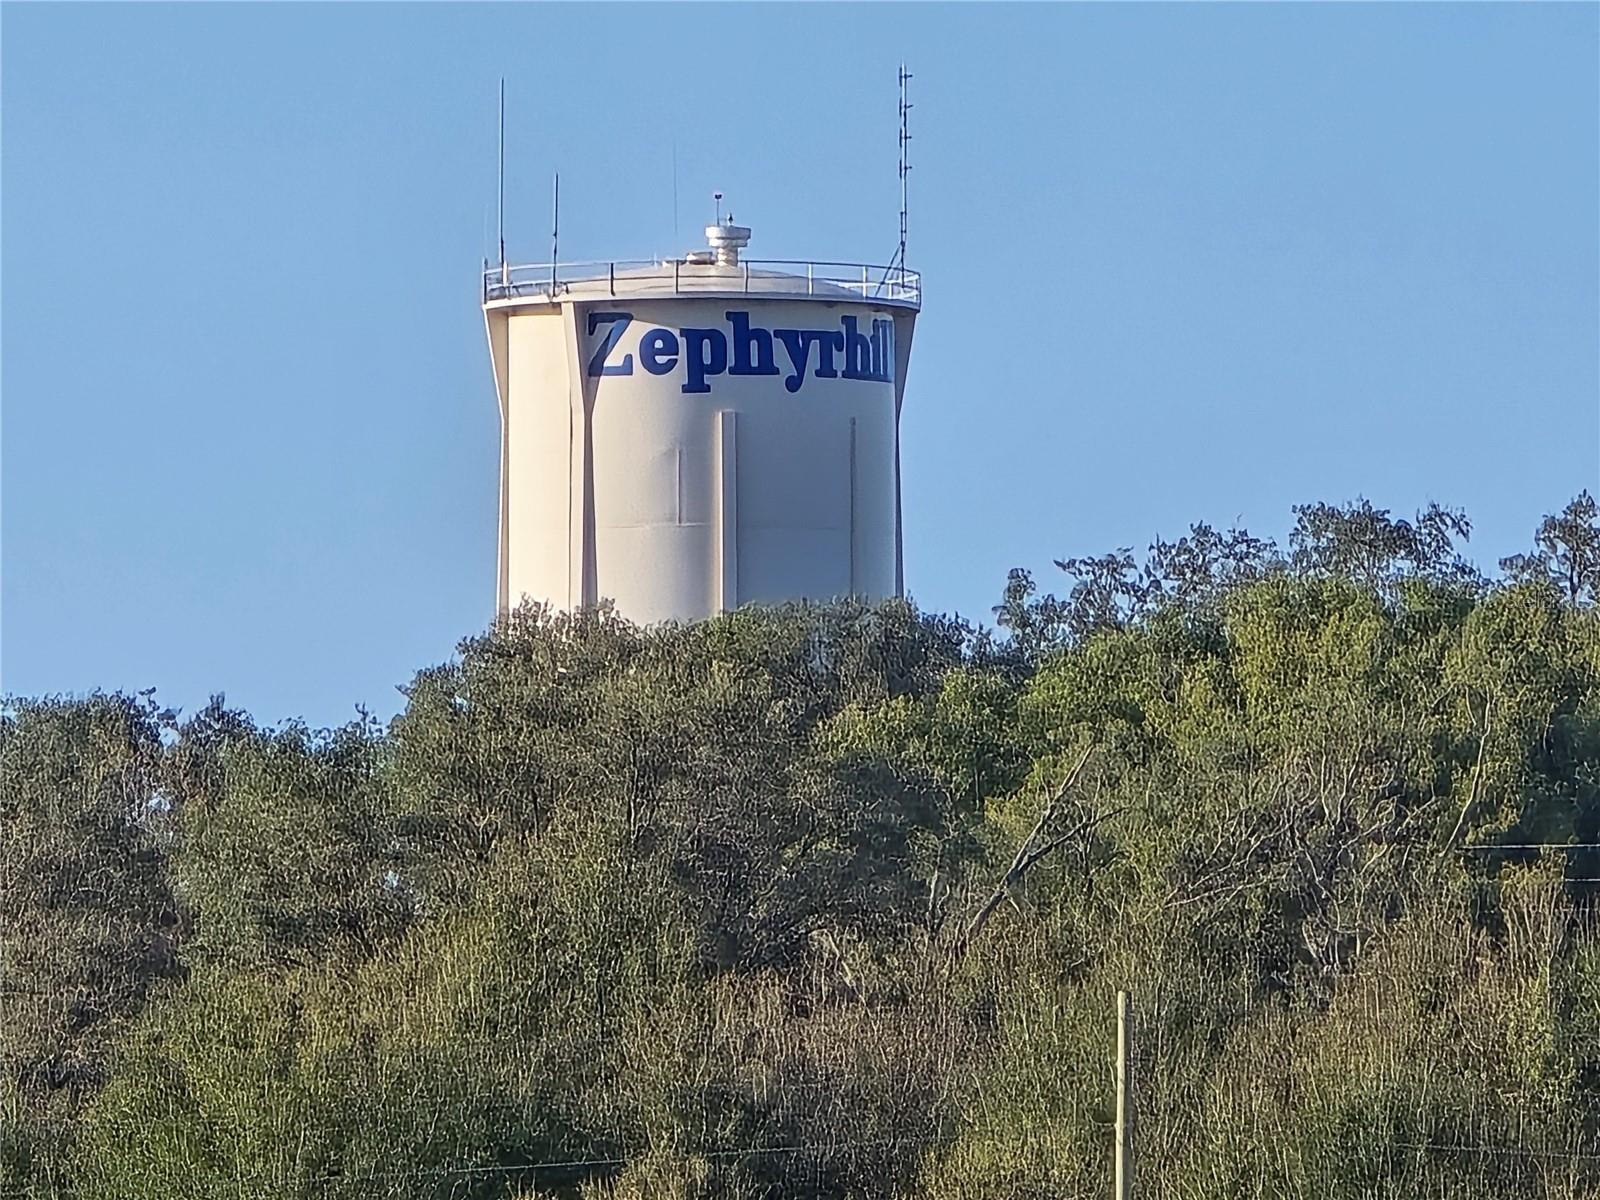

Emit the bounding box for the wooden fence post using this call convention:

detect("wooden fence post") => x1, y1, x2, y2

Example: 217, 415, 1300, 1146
1115, 990, 1132, 1199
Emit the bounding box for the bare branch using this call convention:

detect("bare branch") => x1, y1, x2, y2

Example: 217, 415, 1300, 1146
950, 746, 1106, 961
1442, 695, 1493, 857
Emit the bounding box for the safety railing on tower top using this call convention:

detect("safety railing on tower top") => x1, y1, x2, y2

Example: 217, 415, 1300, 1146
482, 259, 921, 308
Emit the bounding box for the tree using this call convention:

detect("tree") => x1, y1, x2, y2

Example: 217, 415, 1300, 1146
7, 498, 1600, 1199
993, 523, 1275, 665
1501, 491, 1600, 607
991, 568, 1072, 669
390, 600, 973, 973
171, 709, 414, 968
0, 694, 183, 1194
1144, 522, 1279, 608
1289, 498, 1477, 587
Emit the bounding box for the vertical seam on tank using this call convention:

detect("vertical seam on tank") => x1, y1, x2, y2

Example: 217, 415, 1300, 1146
572, 400, 579, 611
849, 417, 858, 598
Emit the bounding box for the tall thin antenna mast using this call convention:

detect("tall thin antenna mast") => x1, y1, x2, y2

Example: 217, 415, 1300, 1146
897, 63, 912, 283
497, 79, 506, 281
550, 171, 560, 295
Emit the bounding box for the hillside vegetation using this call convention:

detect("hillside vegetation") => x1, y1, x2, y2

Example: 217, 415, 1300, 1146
3, 495, 1598, 1198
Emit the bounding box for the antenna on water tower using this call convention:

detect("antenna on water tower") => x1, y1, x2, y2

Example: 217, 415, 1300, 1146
714, 190, 724, 225
551, 171, 560, 294
497, 79, 506, 282
897, 63, 912, 284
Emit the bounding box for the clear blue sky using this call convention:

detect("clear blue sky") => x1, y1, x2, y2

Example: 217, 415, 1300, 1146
4, 3, 1597, 727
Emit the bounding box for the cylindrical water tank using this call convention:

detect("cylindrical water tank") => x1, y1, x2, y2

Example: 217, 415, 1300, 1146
481, 225, 920, 625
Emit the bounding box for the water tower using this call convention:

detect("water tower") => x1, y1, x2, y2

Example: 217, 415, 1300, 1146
480, 221, 920, 624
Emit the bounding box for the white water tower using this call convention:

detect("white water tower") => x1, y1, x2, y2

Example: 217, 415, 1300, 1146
480, 221, 920, 624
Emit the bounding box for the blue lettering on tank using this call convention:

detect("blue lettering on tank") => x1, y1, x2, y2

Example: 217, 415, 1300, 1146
585, 312, 634, 376
727, 311, 780, 377
815, 331, 843, 379
585, 310, 896, 394
680, 327, 729, 394
773, 329, 813, 393
840, 315, 874, 381
640, 328, 679, 375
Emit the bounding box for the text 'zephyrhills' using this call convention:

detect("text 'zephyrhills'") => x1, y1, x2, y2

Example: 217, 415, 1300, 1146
586, 310, 895, 394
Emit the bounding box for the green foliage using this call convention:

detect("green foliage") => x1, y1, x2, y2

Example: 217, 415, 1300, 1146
0, 693, 182, 1196
1502, 491, 1600, 606
1288, 498, 1478, 587
389, 600, 972, 973
3, 495, 1598, 1197
172, 706, 412, 967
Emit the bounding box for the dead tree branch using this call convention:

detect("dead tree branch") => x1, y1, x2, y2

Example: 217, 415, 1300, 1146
950, 745, 1118, 961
